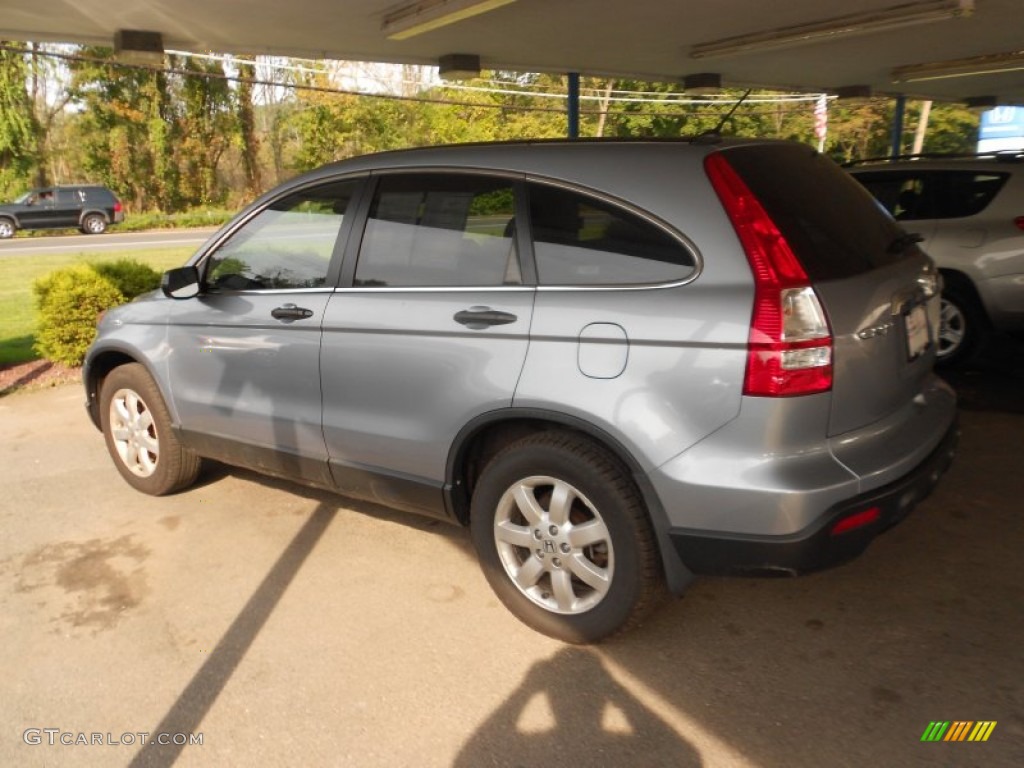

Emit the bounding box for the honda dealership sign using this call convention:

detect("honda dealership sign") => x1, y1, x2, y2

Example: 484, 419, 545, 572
978, 107, 1024, 152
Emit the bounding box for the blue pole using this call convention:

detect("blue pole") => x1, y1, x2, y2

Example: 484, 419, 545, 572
890, 95, 906, 158
568, 72, 580, 139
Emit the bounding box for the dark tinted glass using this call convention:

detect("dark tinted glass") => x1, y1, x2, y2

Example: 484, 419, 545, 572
854, 170, 1008, 220
355, 174, 519, 287
724, 145, 907, 281
206, 180, 356, 290
528, 183, 695, 286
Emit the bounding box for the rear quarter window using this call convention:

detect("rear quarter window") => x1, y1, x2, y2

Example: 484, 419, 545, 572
528, 182, 696, 286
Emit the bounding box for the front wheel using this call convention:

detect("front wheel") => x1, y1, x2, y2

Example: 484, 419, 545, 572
470, 432, 661, 643
99, 364, 201, 495
81, 213, 108, 234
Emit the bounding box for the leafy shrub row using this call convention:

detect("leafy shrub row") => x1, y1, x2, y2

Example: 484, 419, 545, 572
33, 259, 161, 366
116, 209, 235, 232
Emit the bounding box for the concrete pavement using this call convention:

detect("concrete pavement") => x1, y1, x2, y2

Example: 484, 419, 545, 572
0, 377, 1021, 767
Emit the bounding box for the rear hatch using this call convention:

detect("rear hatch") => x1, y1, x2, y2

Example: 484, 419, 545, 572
719, 143, 939, 436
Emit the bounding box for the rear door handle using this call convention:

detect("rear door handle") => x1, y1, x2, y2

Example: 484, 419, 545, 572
271, 303, 314, 320
453, 306, 517, 330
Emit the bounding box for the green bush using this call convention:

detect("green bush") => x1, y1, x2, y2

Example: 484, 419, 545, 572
33, 264, 125, 366
90, 258, 161, 299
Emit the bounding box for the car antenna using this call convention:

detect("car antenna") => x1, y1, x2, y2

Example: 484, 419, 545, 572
694, 89, 752, 143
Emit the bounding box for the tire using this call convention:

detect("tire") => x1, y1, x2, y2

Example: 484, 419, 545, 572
99, 363, 201, 496
470, 431, 662, 643
936, 281, 987, 366
0, 218, 15, 239
81, 213, 107, 235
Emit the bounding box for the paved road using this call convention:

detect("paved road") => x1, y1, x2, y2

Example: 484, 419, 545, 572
0, 228, 219, 258
0, 375, 1021, 767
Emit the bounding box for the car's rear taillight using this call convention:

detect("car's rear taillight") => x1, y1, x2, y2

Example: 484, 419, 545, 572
114, 201, 123, 213
1014, 215, 1024, 232
705, 152, 833, 397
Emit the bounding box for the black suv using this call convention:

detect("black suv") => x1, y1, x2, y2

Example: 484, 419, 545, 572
0, 185, 124, 238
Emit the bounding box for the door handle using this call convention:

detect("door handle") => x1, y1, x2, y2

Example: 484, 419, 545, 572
271, 303, 314, 320
453, 306, 517, 330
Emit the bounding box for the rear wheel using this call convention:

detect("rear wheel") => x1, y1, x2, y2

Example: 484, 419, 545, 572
0, 218, 15, 239
937, 281, 986, 366
470, 432, 661, 643
100, 364, 201, 495
81, 213, 107, 235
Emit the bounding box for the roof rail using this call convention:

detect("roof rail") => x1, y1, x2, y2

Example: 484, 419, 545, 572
843, 150, 1024, 168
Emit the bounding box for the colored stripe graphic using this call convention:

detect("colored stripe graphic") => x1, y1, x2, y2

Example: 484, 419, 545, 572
921, 721, 996, 742
945, 721, 972, 741
968, 722, 997, 742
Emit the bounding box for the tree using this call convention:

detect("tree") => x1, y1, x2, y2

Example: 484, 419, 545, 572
0, 41, 39, 197
235, 56, 262, 199
68, 49, 180, 210
172, 54, 234, 207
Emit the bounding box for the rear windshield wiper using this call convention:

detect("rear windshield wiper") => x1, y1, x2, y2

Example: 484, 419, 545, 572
887, 232, 925, 254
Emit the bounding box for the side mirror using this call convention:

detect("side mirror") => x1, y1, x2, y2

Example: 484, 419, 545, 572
161, 266, 201, 299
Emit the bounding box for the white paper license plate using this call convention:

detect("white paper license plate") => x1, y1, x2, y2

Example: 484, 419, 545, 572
905, 304, 930, 360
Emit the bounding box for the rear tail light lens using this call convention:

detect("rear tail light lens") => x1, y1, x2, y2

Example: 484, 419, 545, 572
114, 201, 123, 213
1014, 216, 1024, 232
705, 152, 833, 397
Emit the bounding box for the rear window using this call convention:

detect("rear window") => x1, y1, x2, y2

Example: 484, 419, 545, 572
722, 144, 907, 281
852, 170, 1008, 221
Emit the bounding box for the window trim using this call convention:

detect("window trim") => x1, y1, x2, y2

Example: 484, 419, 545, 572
341, 169, 527, 291
523, 175, 703, 291
191, 174, 369, 293
339, 168, 703, 292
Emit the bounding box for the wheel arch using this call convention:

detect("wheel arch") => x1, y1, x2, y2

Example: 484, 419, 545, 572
445, 409, 695, 595
939, 268, 989, 320
84, 347, 166, 430
79, 208, 110, 226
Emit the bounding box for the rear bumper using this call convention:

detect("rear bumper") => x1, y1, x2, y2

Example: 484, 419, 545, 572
668, 419, 959, 575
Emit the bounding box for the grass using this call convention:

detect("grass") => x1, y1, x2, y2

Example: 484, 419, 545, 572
0, 247, 194, 366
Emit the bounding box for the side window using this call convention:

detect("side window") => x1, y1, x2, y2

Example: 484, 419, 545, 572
857, 170, 1008, 221
205, 180, 357, 291
936, 172, 1007, 218
856, 173, 922, 219
528, 183, 696, 286
354, 174, 519, 288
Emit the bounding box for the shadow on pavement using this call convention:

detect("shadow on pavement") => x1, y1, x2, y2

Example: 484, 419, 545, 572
454, 647, 702, 768
129, 503, 337, 768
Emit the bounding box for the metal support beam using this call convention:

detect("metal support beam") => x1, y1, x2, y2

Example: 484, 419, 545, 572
567, 72, 580, 139
890, 94, 907, 158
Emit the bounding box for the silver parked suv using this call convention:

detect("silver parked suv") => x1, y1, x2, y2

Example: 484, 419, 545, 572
849, 153, 1024, 364
85, 140, 958, 642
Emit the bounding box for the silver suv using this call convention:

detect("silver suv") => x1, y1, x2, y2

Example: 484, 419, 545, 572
84, 140, 958, 643
849, 153, 1024, 364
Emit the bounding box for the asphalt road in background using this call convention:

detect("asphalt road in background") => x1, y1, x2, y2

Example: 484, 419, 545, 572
0, 229, 218, 258
0, 339, 1021, 767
